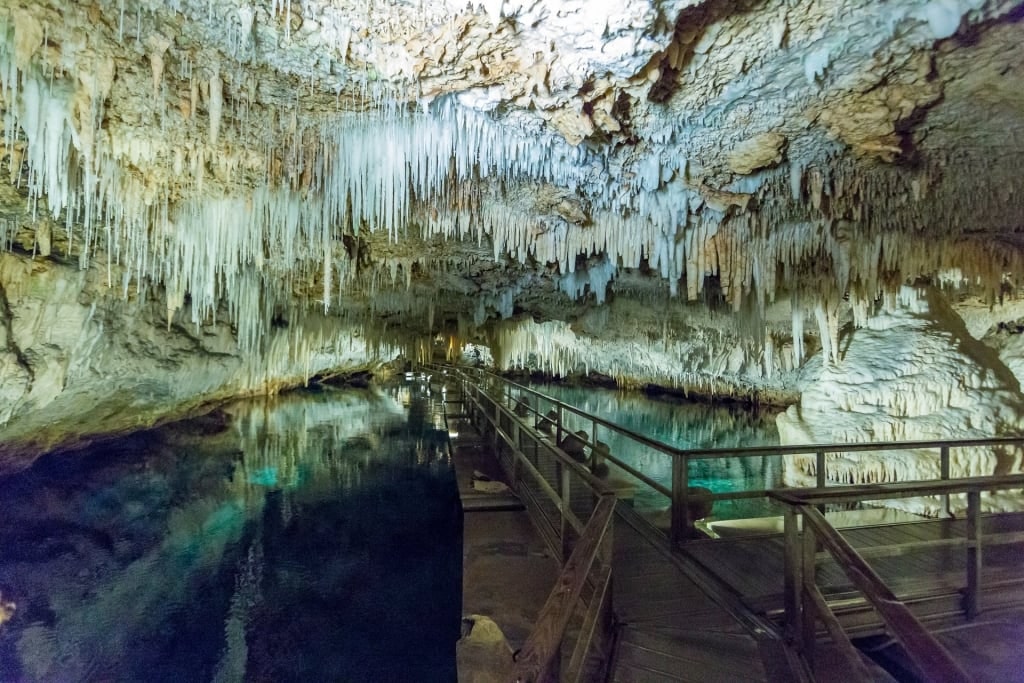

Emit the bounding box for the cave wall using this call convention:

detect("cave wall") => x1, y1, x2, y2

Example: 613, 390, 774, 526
778, 286, 1024, 513
0, 251, 390, 472
0, 0, 1022, 470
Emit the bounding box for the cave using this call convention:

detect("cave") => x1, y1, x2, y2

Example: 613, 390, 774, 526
1, 0, 1024, 680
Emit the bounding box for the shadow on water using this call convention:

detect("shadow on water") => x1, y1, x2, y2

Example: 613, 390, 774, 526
0, 381, 460, 683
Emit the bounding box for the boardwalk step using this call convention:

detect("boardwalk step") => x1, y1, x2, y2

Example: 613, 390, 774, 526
461, 493, 524, 512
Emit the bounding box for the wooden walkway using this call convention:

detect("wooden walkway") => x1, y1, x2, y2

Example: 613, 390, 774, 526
434, 369, 1024, 682
441, 392, 559, 651
610, 510, 779, 682
438, 378, 801, 681
685, 514, 1024, 634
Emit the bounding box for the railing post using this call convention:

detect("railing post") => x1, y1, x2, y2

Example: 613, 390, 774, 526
783, 505, 803, 644
512, 446, 522, 492
801, 519, 818, 663
560, 463, 572, 564
671, 454, 690, 546
816, 451, 827, 515
940, 445, 952, 519
966, 489, 982, 619
556, 405, 564, 445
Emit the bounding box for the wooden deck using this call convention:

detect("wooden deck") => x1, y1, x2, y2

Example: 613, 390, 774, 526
605, 509, 1024, 682
434, 369, 1024, 682
610, 512, 776, 682
685, 514, 1024, 634
443, 395, 559, 653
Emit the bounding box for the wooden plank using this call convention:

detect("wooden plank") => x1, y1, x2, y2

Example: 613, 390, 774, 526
566, 563, 612, 683
803, 582, 874, 681
616, 627, 766, 681
461, 494, 524, 512
612, 661, 686, 683
770, 474, 1024, 505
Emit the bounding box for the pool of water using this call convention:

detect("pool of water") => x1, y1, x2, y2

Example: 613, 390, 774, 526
0, 382, 460, 682
525, 384, 784, 519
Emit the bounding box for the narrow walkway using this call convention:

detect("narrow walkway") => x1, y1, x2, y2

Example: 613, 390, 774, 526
436, 367, 1024, 681
439, 375, 799, 681
441, 382, 559, 651
610, 512, 774, 682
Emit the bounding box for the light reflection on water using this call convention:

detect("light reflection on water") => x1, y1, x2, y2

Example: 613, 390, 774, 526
528, 384, 783, 519
0, 383, 459, 683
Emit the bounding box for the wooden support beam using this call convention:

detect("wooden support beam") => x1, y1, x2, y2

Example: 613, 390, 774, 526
966, 490, 982, 620
800, 505, 971, 683
783, 506, 803, 644
800, 522, 817, 660
670, 454, 690, 546
803, 582, 875, 682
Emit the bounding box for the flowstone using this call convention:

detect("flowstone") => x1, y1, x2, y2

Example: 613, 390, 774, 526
778, 287, 1024, 515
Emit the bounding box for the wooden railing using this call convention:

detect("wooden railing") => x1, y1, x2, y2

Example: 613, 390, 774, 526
430, 364, 618, 682
512, 495, 616, 683
432, 363, 1024, 679
448, 365, 1024, 546
770, 474, 1024, 682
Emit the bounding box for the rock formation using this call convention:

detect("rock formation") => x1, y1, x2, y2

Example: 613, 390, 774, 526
0, 0, 1023, 471
778, 286, 1024, 513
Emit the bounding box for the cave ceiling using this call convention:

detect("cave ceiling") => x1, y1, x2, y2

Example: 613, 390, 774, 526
1, 0, 1024, 348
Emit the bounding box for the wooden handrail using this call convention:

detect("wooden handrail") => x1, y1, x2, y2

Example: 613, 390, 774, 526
770, 473, 1024, 505
439, 366, 621, 681
448, 367, 614, 497
512, 494, 617, 683
454, 365, 1024, 462
433, 362, 1024, 543
798, 505, 971, 683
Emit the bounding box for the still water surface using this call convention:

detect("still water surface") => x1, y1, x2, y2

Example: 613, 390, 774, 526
528, 384, 783, 518
0, 377, 785, 681
0, 383, 459, 682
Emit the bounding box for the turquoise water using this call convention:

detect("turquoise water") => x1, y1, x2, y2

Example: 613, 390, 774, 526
0, 382, 460, 682
525, 384, 784, 519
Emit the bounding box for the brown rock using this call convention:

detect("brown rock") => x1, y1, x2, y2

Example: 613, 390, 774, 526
727, 132, 787, 175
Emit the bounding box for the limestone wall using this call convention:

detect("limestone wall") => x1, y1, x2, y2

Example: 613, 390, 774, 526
0, 252, 389, 473
778, 287, 1024, 515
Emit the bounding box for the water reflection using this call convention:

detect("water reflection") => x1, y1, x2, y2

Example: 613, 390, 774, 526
529, 384, 782, 518
0, 383, 459, 682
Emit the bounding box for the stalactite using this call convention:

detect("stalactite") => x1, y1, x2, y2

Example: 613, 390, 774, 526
1, 21, 1023, 371
209, 71, 223, 147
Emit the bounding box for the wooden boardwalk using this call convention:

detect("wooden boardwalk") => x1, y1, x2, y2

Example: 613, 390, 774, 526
434, 370, 1024, 682
605, 507, 1024, 682
610, 511, 777, 682
441, 393, 560, 652
685, 513, 1024, 633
